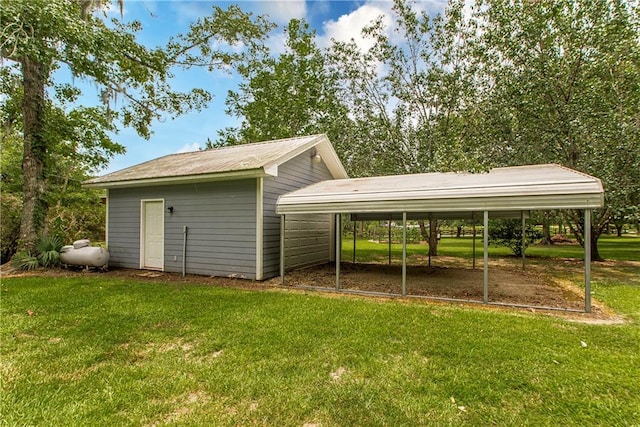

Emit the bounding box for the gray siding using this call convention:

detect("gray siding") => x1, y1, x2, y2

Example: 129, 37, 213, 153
108, 180, 257, 279
263, 149, 334, 278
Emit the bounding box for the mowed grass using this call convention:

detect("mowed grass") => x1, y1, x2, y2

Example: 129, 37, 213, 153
343, 235, 640, 263
2, 265, 640, 425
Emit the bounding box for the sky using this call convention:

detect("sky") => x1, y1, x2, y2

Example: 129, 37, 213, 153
91, 0, 447, 174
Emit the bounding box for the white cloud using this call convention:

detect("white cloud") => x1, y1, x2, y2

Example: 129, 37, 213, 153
176, 142, 201, 153
253, 0, 306, 25
322, 3, 392, 51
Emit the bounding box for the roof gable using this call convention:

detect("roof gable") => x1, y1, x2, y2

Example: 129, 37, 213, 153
84, 134, 348, 189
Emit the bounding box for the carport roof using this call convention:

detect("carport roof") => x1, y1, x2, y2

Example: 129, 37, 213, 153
276, 164, 604, 216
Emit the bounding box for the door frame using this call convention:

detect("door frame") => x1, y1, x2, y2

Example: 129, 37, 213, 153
140, 198, 165, 270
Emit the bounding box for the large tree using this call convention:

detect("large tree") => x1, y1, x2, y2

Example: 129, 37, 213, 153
329, 0, 480, 253
469, 0, 640, 260
1, 0, 271, 252
219, 19, 350, 148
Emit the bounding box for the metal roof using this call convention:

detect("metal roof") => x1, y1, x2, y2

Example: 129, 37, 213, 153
83, 134, 347, 189
276, 164, 604, 216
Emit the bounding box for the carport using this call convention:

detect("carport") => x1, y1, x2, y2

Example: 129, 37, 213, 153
276, 164, 604, 312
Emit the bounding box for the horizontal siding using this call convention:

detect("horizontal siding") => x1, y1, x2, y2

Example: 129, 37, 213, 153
263, 149, 335, 278
108, 180, 257, 279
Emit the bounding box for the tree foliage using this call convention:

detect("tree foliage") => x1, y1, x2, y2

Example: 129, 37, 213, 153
489, 219, 543, 257
467, 0, 640, 260
220, 19, 350, 147
0, 0, 271, 253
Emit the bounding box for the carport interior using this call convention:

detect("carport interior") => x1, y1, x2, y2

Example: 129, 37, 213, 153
276, 165, 604, 312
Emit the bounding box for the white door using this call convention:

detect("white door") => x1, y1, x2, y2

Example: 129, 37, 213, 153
141, 200, 164, 270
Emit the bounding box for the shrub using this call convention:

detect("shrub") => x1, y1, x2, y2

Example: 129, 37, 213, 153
12, 251, 41, 271
489, 219, 543, 257
1, 193, 22, 263
36, 235, 64, 267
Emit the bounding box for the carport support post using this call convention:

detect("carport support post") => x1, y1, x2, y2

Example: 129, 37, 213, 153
585, 209, 592, 313
353, 219, 357, 263
402, 212, 407, 296
483, 210, 489, 303
336, 213, 341, 290
388, 215, 392, 265
280, 214, 286, 285
521, 210, 526, 270
472, 212, 476, 270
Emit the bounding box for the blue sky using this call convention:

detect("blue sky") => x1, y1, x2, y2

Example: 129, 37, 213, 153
94, 1, 446, 174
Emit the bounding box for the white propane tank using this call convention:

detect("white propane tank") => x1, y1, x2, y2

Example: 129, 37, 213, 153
60, 241, 109, 268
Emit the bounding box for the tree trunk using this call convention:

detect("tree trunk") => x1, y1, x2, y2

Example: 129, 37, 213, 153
428, 219, 438, 256
615, 223, 623, 238
418, 220, 428, 242
568, 209, 608, 262
18, 56, 49, 253
540, 213, 552, 245
456, 225, 462, 238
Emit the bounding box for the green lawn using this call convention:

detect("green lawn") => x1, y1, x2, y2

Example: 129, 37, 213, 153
2, 260, 639, 425
343, 235, 640, 263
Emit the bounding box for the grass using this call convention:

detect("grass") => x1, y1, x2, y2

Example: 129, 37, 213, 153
343, 235, 640, 263
2, 262, 639, 425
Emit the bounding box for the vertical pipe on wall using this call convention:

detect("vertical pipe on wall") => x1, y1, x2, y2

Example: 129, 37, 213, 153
402, 212, 407, 296
483, 210, 489, 304
182, 226, 188, 277
280, 214, 286, 285
584, 209, 592, 313
336, 213, 341, 290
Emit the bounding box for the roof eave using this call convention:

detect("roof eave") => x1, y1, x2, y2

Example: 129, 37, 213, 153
83, 168, 267, 189
276, 193, 605, 215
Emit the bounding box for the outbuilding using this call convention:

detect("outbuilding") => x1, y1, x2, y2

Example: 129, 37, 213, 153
276, 164, 604, 312
83, 134, 347, 280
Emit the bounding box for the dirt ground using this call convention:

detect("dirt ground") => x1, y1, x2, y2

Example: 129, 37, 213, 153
2, 257, 629, 321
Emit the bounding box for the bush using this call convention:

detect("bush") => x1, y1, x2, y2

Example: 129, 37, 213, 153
489, 219, 543, 257
12, 251, 40, 271
11, 235, 64, 271
36, 234, 64, 267
1, 193, 22, 263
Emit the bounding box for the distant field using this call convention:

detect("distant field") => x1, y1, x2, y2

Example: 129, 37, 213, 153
342, 235, 640, 263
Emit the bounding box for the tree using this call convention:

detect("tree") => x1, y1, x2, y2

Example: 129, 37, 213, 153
468, 0, 640, 260
1, 0, 271, 253
489, 219, 543, 257
330, 0, 481, 254
220, 19, 350, 147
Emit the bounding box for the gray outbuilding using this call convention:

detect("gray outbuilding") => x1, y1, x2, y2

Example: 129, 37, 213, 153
84, 134, 347, 280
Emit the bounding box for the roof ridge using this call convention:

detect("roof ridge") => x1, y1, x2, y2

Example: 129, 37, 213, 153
103, 134, 325, 168
203, 133, 324, 153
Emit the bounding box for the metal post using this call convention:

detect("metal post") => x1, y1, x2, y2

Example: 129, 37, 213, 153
472, 213, 476, 270
402, 212, 407, 296
428, 218, 432, 267
521, 210, 526, 270
483, 210, 489, 303
280, 215, 285, 285
388, 215, 392, 265
585, 209, 592, 313
353, 219, 357, 264
336, 213, 341, 290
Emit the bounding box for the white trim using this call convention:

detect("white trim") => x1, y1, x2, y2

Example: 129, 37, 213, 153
105, 189, 109, 248
84, 169, 267, 189
256, 177, 264, 280
140, 198, 165, 271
